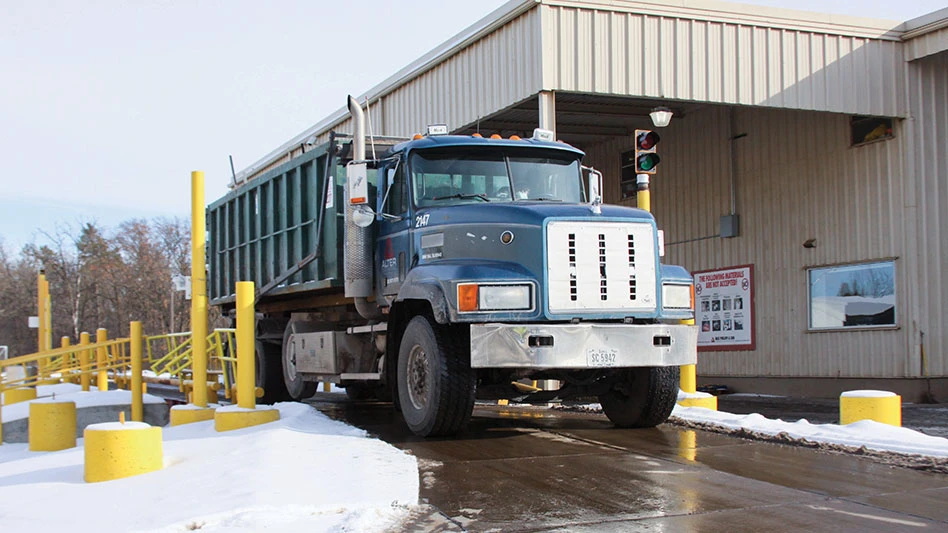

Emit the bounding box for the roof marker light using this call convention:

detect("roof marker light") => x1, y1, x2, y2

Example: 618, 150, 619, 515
412, 134, 423, 140
472, 133, 483, 138
426, 124, 448, 136
510, 135, 521, 140
532, 128, 555, 142
490, 134, 502, 139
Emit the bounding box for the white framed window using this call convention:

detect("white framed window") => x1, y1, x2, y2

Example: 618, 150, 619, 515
807, 260, 896, 330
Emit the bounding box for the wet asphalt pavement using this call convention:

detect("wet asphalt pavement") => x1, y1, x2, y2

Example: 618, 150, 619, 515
305, 393, 948, 532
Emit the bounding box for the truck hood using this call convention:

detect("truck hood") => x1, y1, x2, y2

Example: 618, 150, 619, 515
414, 202, 654, 225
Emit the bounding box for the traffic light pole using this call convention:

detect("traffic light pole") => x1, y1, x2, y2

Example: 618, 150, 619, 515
637, 171, 702, 402
636, 174, 650, 212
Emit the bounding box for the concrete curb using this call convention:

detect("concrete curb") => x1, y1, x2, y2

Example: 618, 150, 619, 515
2, 403, 170, 443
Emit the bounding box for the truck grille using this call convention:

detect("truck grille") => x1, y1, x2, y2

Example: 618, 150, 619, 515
546, 221, 657, 314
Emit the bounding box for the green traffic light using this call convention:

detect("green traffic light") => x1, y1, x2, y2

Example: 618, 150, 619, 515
637, 153, 660, 172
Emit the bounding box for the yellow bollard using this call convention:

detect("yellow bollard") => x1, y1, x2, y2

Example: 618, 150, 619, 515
61, 336, 71, 380
236, 281, 255, 410
680, 365, 697, 394
96, 328, 108, 391
131, 321, 143, 422
37, 272, 49, 378
80, 332, 91, 391
84, 421, 163, 482
214, 281, 279, 432
323, 382, 330, 393
3, 387, 37, 405
2, 365, 36, 405
29, 401, 77, 451
191, 170, 209, 409
840, 390, 902, 426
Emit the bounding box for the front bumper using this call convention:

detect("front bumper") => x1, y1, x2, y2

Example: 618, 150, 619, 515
470, 323, 697, 369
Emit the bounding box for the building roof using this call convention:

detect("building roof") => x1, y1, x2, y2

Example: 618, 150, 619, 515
235, 0, 945, 182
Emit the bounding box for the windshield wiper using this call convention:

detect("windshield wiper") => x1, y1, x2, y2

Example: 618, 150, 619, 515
432, 193, 490, 202
523, 197, 562, 202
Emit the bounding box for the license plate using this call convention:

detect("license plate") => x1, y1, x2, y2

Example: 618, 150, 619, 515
587, 348, 618, 367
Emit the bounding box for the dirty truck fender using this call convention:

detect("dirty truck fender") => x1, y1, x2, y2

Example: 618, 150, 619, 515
395, 261, 537, 324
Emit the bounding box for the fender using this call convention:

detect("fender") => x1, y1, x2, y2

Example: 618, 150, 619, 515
660, 264, 693, 285
395, 271, 450, 324
396, 261, 538, 324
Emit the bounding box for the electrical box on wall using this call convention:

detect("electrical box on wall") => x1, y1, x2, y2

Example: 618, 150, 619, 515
720, 215, 740, 238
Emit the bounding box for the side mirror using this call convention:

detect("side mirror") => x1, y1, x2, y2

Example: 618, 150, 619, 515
352, 205, 375, 227
582, 166, 603, 214
584, 167, 602, 201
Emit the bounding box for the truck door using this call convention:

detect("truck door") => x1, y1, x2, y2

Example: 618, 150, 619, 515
377, 158, 412, 296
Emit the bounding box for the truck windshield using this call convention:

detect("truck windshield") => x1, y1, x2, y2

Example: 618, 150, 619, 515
410, 148, 583, 207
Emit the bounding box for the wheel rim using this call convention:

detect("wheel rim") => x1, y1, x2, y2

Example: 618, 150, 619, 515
285, 341, 299, 381
406, 344, 429, 411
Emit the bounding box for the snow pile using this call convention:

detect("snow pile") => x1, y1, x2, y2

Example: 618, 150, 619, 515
0, 402, 419, 532
671, 404, 948, 458
555, 396, 948, 459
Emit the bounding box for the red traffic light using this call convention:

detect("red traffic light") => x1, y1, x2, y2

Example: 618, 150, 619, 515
636, 130, 660, 150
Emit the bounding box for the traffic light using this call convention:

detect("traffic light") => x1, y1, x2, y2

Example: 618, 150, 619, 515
634, 129, 661, 174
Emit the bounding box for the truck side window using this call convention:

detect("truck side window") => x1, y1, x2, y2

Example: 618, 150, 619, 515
384, 160, 408, 215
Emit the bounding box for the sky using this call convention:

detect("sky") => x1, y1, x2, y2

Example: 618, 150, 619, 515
1, 0, 945, 251
0, 384, 945, 531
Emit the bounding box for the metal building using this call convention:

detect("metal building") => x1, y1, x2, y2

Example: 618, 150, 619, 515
235, 0, 948, 401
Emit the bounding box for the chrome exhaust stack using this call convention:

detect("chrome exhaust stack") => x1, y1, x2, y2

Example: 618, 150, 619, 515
345, 95, 383, 320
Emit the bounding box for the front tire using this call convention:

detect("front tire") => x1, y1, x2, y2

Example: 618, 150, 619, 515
397, 316, 475, 437
598, 366, 679, 428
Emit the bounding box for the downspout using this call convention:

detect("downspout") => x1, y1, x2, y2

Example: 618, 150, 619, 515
346, 95, 384, 320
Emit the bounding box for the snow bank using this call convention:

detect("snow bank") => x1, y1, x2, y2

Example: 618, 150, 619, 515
0, 402, 419, 532
671, 404, 948, 458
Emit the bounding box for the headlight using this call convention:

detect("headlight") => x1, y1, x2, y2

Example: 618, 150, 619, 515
662, 284, 693, 310
458, 283, 532, 312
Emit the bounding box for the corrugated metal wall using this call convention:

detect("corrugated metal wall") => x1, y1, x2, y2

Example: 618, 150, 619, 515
584, 104, 916, 378
243, 8, 542, 182
382, 10, 542, 137
541, 3, 905, 117
907, 51, 948, 377
905, 25, 948, 61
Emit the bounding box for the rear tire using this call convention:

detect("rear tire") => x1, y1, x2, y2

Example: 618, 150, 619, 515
282, 322, 318, 401
397, 316, 475, 437
256, 340, 289, 404
599, 366, 679, 428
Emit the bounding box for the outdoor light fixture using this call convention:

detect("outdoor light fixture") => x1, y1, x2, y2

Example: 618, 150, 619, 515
649, 106, 673, 128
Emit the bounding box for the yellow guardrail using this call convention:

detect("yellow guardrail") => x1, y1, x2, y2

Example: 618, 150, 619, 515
1, 324, 255, 444
1, 336, 131, 392
144, 329, 238, 401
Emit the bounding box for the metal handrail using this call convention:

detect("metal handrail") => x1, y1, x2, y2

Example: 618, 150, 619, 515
0, 338, 131, 391
1, 328, 243, 410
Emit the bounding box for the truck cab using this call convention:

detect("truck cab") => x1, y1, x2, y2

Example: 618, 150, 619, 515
356, 127, 697, 436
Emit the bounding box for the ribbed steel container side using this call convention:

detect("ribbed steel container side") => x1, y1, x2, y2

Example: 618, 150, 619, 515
541, 3, 905, 117
207, 143, 342, 307
908, 52, 948, 376
905, 26, 948, 62
583, 104, 915, 379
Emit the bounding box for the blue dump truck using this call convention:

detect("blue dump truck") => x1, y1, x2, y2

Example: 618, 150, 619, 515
207, 97, 697, 437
